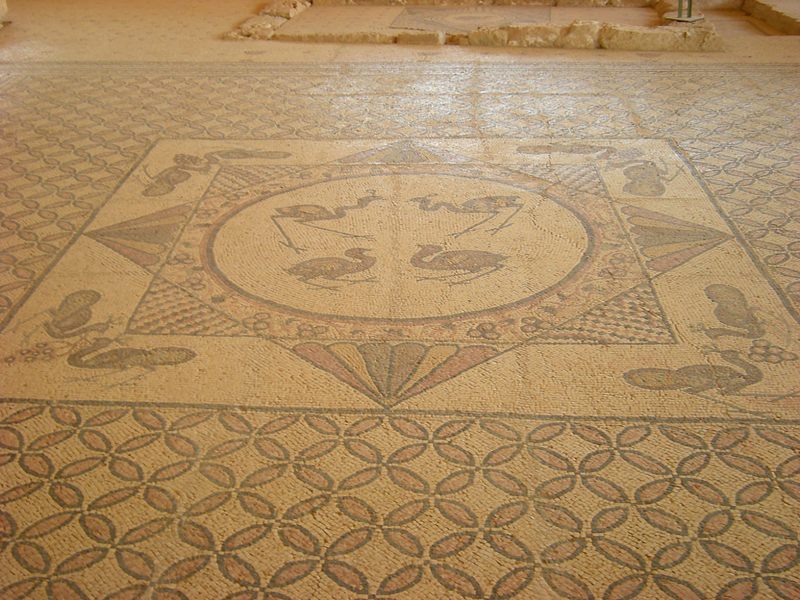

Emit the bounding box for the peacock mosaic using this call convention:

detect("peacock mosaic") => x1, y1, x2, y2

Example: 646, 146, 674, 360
1, 61, 799, 599
2, 137, 798, 418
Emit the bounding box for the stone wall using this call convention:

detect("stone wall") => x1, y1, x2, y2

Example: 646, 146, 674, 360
742, 0, 800, 34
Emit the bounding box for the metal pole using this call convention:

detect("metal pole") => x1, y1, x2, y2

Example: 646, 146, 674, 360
665, 0, 703, 22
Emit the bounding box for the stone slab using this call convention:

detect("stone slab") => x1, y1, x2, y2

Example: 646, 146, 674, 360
275, 5, 410, 40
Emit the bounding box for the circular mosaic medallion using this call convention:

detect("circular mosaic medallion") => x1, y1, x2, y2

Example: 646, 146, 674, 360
207, 173, 591, 322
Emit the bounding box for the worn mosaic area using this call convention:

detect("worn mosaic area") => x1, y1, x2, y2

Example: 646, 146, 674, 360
1, 62, 799, 598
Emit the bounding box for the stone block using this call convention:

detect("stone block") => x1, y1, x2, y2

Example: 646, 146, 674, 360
236, 15, 288, 40
260, 0, 311, 20
467, 27, 509, 46
396, 30, 447, 44
559, 20, 602, 47
446, 33, 470, 44
505, 23, 565, 46
598, 22, 723, 50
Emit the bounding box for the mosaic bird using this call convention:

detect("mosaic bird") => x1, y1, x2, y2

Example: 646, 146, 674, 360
272, 191, 381, 253
409, 194, 524, 237
67, 337, 196, 376
411, 244, 507, 285
12, 289, 111, 347
624, 350, 762, 396
285, 248, 377, 290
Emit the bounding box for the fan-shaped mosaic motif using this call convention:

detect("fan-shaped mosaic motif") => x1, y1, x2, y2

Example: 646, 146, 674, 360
1, 62, 798, 599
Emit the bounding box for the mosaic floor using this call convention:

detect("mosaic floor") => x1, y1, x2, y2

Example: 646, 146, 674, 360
1, 5, 800, 598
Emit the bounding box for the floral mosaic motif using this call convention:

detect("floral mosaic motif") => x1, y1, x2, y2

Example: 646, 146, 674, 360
85, 204, 194, 270
0, 403, 799, 599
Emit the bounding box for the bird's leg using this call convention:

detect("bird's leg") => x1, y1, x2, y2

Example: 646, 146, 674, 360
488, 205, 524, 235
449, 265, 504, 286
301, 221, 374, 240
451, 212, 499, 238
271, 215, 305, 253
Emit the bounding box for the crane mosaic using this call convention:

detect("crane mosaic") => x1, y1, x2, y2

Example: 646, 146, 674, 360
271, 190, 382, 253
408, 194, 525, 238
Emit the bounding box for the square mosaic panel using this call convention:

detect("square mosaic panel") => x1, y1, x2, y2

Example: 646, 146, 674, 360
3, 138, 797, 417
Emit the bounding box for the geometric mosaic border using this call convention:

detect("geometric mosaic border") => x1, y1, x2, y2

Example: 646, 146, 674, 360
1, 400, 799, 599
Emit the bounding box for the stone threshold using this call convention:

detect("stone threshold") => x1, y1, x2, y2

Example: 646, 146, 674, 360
284, 17, 721, 50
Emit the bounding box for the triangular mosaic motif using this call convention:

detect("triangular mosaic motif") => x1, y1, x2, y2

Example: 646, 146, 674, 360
291, 341, 500, 406
623, 206, 731, 272
128, 277, 248, 336
337, 141, 471, 165
85, 203, 193, 270
529, 282, 675, 344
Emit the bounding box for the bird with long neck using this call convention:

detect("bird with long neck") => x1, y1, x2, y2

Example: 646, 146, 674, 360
272, 190, 382, 253
285, 248, 377, 290
409, 194, 523, 237
410, 244, 507, 285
